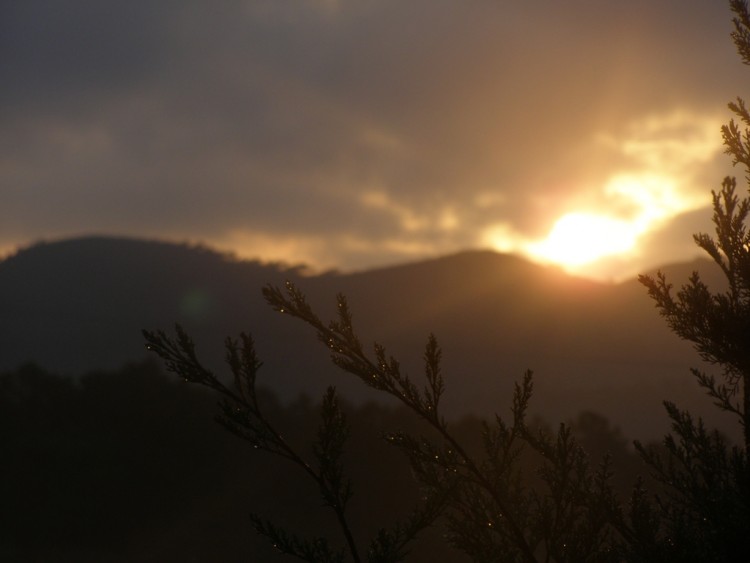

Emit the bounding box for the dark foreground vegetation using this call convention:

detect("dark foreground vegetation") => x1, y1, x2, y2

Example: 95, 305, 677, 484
4, 2, 750, 562
0, 361, 639, 562
141, 2, 750, 561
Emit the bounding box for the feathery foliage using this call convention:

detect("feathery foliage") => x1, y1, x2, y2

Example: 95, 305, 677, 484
143, 2, 750, 561
145, 284, 625, 562
631, 1, 750, 559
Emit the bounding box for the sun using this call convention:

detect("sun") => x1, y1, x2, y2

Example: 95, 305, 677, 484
524, 173, 701, 272
483, 172, 704, 277
527, 212, 639, 268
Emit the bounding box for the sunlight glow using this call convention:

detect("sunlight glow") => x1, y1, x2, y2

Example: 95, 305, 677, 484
604, 173, 699, 222
528, 213, 637, 267
526, 172, 702, 270
515, 110, 724, 277
481, 223, 520, 254
215, 228, 444, 274
361, 190, 427, 232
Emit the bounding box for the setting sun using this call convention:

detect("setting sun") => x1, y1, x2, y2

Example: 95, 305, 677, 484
528, 213, 638, 267
519, 169, 709, 275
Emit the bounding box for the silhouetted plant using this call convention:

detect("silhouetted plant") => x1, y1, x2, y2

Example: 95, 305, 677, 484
142, 325, 447, 562
145, 282, 628, 562
143, 2, 750, 561
630, 1, 750, 560
260, 284, 622, 562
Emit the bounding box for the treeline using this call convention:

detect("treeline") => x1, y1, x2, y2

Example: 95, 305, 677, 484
0, 361, 642, 562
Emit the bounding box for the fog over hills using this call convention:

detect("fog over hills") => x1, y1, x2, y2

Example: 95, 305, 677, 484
0, 236, 731, 441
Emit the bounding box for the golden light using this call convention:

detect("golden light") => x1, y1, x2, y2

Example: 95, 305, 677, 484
528, 212, 638, 267
481, 111, 721, 279
524, 173, 702, 272
604, 173, 695, 223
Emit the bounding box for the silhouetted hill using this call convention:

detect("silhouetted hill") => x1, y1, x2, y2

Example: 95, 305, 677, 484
0, 236, 729, 440
0, 236, 304, 371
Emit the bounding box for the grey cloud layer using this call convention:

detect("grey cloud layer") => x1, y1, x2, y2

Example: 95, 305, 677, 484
0, 0, 744, 269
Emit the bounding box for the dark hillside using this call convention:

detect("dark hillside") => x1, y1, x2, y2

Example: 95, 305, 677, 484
0, 236, 728, 440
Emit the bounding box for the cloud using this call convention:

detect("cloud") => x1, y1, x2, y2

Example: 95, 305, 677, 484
576, 206, 716, 282
0, 0, 745, 272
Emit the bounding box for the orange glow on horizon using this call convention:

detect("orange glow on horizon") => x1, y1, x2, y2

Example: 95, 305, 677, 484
483, 170, 707, 278
527, 212, 637, 267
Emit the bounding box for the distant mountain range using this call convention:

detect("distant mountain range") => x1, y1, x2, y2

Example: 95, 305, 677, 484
0, 236, 733, 441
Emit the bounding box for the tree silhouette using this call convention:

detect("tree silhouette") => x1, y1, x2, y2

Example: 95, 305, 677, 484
629, 2, 750, 559
145, 289, 627, 562
143, 2, 750, 561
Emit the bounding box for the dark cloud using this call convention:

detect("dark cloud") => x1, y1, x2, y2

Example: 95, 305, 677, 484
0, 1, 175, 115
0, 0, 746, 274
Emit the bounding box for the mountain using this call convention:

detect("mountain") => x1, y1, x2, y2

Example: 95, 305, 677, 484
0, 236, 730, 441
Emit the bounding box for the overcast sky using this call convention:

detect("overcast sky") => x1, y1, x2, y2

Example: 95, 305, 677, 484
1, 0, 746, 280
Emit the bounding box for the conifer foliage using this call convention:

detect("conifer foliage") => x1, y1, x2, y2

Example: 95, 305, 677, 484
144, 2, 750, 561
145, 286, 623, 562
630, 2, 750, 559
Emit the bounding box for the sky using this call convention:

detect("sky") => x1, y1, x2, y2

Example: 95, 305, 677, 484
1, 0, 747, 281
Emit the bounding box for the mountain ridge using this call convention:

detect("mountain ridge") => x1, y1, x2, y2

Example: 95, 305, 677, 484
0, 235, 729, 441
